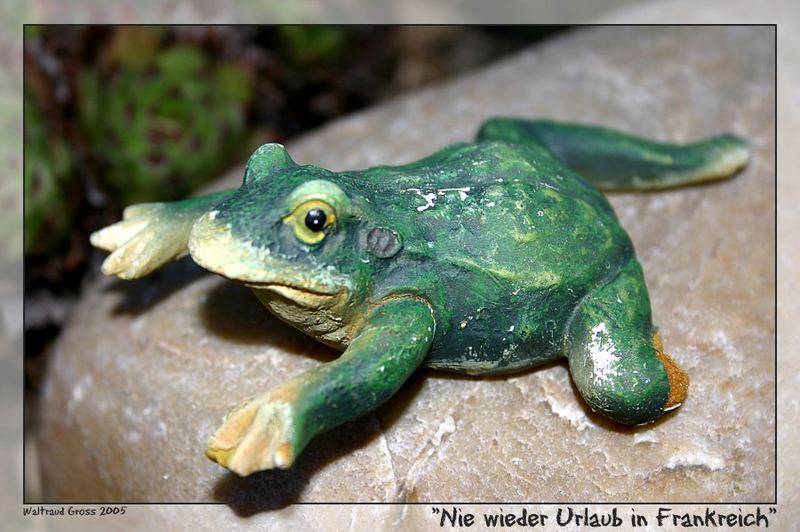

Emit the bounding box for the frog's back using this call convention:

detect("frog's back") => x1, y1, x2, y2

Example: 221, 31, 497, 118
349, 141, 635, 374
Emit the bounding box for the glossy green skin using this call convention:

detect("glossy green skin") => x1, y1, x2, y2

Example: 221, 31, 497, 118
353, 141, 632, 374
222, 140, 627, 363
93, 118, 748, 474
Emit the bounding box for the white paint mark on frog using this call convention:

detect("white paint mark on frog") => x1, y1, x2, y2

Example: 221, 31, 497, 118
508, 325, 515, 332
418, 193, 437, 211
406, 186, 471, 211
588, 322, 620, 385
361, 258, 370, 263
405, 188, 438, 211
537, 210, 544, 217
501, 343, 519, 359
460, 321, 467, 329
437, 187, 471, 200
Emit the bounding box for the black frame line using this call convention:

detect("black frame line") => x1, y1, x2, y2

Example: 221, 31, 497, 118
20, 22, 779, 508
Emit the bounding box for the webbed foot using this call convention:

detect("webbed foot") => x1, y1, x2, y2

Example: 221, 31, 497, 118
90, 190, 235, 279
91, 203, 193, 279
206, 394, 297, 476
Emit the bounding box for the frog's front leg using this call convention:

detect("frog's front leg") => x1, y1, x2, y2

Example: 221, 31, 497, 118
564, 258, 689, 425
90, 190, 234, 279
206, 297, 435, 476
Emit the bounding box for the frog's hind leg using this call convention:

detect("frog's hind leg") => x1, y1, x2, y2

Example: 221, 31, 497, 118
477, 118, 749, 190
563, 258, 688, 425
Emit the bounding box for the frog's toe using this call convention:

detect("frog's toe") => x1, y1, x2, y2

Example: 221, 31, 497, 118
652, 332, 689, 411
92, 206, 194, 279
98, 223, 188, 279
90, 217, 150, 252
121, 202, 165, 220
206, 395, 295, 476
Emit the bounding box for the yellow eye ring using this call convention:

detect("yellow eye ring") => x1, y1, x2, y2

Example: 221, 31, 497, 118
283, 200, 336, 244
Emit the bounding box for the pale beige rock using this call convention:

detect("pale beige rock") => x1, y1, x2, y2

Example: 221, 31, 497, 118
40, 23, 775, 516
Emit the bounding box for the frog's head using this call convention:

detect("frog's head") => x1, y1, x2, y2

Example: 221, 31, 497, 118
188, 144, 384, 343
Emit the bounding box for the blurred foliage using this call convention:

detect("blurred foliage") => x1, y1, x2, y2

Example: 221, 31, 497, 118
277, 26, 348, 67
23, 94, 71, 256
78, 29, 253, 204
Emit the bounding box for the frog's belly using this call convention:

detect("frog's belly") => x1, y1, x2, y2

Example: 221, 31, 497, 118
422, 348, 562, 375
421, 293, 574, 375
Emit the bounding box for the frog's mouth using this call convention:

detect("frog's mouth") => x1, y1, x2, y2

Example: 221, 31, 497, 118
187, 212, 347, 299
244, 281, 335, 297
244, 281, 341, 307
250, 283, 346, 312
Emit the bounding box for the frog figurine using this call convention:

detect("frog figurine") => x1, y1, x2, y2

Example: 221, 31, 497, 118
91, 118, 749, 476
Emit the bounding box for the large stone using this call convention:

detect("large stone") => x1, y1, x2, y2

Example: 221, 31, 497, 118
40, 23, 774, 514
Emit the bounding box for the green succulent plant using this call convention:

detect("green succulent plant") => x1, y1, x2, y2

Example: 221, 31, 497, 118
79, 43, 254, 206
277, 26, 348, 66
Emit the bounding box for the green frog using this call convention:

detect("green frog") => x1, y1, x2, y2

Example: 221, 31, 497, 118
91, 118, 749, 476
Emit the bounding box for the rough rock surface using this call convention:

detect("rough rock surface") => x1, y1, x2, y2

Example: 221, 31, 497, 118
40, 24, 775, 513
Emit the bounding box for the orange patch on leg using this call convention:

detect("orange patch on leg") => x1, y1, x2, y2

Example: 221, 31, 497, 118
653, 332, 689, 410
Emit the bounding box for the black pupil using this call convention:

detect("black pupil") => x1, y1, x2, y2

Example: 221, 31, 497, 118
304, 208, 327, 231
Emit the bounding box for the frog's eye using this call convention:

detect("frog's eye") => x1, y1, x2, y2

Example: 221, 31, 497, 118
304, 208, 327, 232
283, 200, 336, 244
